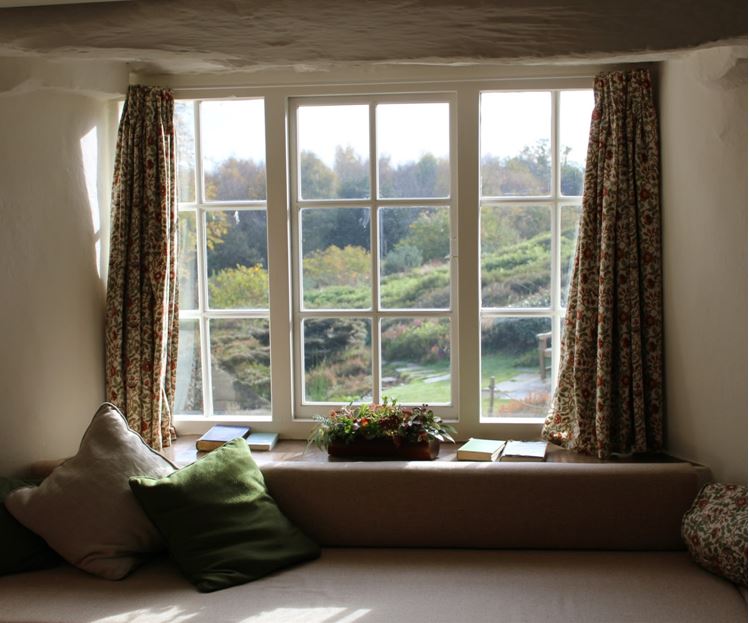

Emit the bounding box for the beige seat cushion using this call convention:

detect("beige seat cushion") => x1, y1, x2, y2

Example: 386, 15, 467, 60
5, 403, 176, 580
0, 549, 744, 622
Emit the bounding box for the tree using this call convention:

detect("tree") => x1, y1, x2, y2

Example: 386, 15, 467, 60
300, 150, 335, 199
561, 147, 585, 196
206, 210, 268, 274
396, 208, 449, 263
481, 139, 551, 196
334, 145, 369, 198
379, 153, 449, 198
205, 157, 266, 201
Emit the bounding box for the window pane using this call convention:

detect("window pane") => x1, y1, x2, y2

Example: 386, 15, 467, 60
481, 205, 551, 308
298, 105, 369, 200
377, 103, 449, 199
481, 317, 551, 418
481, 92, 551, 197
175, 101, 195, 203
206, 210, 268, 310
175, 320, 202, 414
201, 100, 266, 201
303, 318, 371, 403
210, 318, 271, 414
379, 207, 450, 309
561, 205, 582, 308
301, 208, 371, 309
178, 212, 199, 310
560, 90, 594, 196
381, 318, 450, 404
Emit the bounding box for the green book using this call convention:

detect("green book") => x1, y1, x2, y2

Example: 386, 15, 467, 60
196, 425, 251, 452
456, 438, 506, 461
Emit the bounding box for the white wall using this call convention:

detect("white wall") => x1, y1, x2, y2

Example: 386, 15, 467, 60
659, 46, 747, 484
0, 59, 126, 475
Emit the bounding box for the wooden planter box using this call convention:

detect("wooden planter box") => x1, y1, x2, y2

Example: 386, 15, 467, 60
327, 438, 441, 460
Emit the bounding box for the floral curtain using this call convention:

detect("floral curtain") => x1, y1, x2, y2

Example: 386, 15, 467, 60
543, 69, 663, 458
104, 85, 178, 450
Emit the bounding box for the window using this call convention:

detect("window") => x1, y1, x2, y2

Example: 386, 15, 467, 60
289, 98, 457, 417
479, 90, 592, 419
175, 99, 272, 418
170, 78, 593, 435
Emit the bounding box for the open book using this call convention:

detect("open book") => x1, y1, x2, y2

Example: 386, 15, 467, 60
499, 440, 548, 462
456, 439, 548, 462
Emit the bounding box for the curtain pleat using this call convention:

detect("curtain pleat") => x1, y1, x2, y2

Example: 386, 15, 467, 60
543, 69, 663, 458
104, 85, 178, 450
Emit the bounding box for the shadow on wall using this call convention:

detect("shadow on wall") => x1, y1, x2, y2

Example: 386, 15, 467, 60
0, 88, 115, 475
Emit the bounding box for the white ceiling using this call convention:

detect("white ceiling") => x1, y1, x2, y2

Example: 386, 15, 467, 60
0, 0, 745, 74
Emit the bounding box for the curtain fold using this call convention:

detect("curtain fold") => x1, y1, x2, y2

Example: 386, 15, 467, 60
543, 69, 663, 458
104, 85, 178, 450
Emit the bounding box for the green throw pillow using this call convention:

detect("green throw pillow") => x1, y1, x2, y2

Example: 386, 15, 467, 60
0, 478, 60, 575
129, 438, 320, 592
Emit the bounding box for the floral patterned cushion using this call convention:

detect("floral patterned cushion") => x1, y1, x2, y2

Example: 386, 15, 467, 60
682, 483, 748, 586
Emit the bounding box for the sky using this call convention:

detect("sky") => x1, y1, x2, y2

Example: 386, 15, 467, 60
179, 89, 594, 173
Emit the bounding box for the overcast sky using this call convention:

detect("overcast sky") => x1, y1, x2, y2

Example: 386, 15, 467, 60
185, 89, 594, 172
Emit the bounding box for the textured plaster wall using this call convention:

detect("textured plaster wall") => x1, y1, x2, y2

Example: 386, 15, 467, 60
0, 58, 126, 474
659, 46, 747, 484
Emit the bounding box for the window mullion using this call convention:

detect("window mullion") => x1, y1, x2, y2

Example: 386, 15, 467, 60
551, 90, 562, 391
456, 86, 482, 428
193, 101, 215, 418
264, 93, 294, 427
369, 101, 381, 403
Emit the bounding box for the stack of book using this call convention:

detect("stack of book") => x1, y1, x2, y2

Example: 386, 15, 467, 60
456, 438, 547, 462
196, 425, 279, 452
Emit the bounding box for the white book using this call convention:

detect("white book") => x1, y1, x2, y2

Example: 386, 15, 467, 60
500, 440, 548, 462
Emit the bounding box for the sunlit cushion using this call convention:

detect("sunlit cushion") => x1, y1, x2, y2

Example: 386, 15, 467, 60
5, 403, 176, 580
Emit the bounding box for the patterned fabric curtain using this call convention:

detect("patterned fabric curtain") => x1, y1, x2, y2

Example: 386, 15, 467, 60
104, 85, 178, 450
543, 69, 663, 458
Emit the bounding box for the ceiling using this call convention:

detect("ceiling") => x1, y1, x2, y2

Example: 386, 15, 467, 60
0, 0, 745, 74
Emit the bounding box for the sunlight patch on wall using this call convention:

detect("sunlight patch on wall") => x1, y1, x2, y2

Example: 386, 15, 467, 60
80, 126, 101, 277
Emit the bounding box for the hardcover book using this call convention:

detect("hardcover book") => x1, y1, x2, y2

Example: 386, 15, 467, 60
456, 438, 506, 462
246, 432, 279, 451
195, 425, 251, 452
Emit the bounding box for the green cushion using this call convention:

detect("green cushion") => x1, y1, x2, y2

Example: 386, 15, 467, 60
129, 438, 320, 592
0, 478, 60, 575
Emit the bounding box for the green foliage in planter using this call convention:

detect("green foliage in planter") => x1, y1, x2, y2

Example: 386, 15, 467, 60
308, 398, 455, 450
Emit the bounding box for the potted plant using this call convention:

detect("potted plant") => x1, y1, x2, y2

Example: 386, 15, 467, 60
308, 398, 455, 460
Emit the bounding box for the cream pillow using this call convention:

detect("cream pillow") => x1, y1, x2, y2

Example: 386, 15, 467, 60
5, 403, 176, 580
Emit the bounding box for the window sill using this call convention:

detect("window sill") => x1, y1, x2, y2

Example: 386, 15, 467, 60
162, 436, 692, 470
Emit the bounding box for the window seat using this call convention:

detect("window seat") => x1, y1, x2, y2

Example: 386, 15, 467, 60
163, 438, 709, 550
4, 437, 743, 623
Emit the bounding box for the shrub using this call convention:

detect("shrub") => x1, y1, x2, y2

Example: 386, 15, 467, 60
303, 244, 370, 290
208, 264, 268, 309
382, 245, 423, 275
381, 319, 449, 365
481, 316, 549, 356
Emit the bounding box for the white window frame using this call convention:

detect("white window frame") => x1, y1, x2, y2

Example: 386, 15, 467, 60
177, 98, 273, 423
155, 67, 599, 439
478, 89, 586, 422
288, 94, 459, 419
